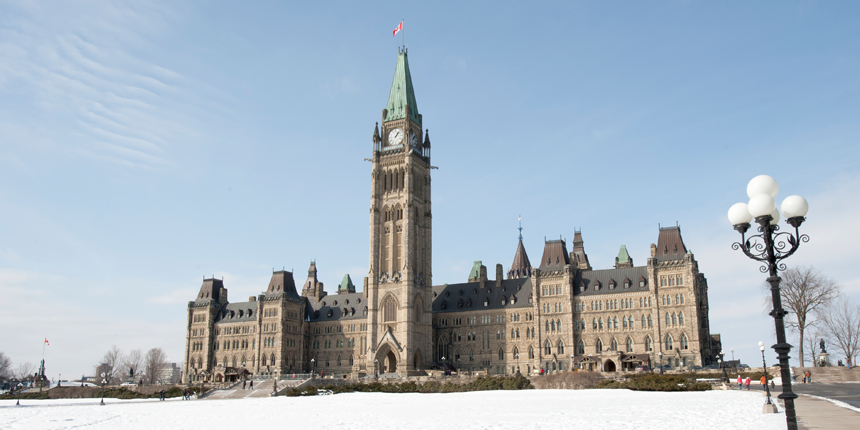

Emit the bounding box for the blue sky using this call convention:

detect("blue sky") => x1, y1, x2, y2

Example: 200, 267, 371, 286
1, 0, 858, 378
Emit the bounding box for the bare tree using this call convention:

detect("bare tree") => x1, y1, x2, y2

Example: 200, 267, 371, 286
144, 348, 168, 385
123, 349, 144, 381
14, 362, 35, 380
817, 295, 860, 367
764, 266, 839, 367
98, 345, 124, 384
0, 352, 12, 380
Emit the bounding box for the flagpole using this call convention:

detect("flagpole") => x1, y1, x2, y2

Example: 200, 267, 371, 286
402, 19, 405, 49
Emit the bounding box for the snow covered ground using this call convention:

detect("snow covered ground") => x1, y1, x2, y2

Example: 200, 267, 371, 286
0, 389, 786, 430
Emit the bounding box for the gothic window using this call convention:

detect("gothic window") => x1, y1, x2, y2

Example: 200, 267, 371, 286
469, 349, 475, 361
613, 317, 618, 329
666, 313, 671, 326
672, 313, 677, 325
550, 320, 555, 331
557, 340, 565, 355
528, 345, 535, 359
648, 315, 653, 327
679, 312, 685, 325
557, 319, 561, 331
598, 317, 604, 330
665, 335, 674, 350
544, 341, 552, 355
498, 348, 504, 360
581, 318, 585, 330
675, 294, 679, 304
645, 336, 653, 352
262, 355, 267, 366
577, 340, 585, 354
593, 318, 597, 330
610, 339, 618, 351
681, 333, 689, 350
516, 328, 520, 338
596, 338, 603, 353
623, 317, 628, 328
626, 337, 633, 353
677, 275, 683, 285
629, 316, 634, 328
337, 356, 342, 367
680, 294, 685, 304
270, 353, 275, 366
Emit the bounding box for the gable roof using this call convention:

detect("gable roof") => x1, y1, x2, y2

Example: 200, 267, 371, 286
540, 240, 569, 271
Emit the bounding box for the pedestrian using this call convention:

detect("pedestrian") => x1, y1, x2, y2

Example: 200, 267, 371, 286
806, 370, 812, 383
182, 388, 187, 400
242, 380, 246, 390
770, 380, 775, 391
540, 368, 544, 376
159, 389, 165, 401
744, 377, 751, 390
737, 375, 742, 390
249, 380, 254, 389
760, 375, 767, 390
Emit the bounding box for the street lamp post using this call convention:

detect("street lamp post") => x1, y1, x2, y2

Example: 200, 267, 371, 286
728, 175, 809, 430
99, 372, 107, 406
731, 348, 735, 362
760, 341, 777, 413
311, 358, 315, 379
719, 350, 728, 383
374, 359, 379, 378
16, 382, 23, 406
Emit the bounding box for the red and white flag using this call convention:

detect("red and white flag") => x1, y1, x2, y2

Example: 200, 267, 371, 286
393, 21, 403, 37
45, 338, 50, 346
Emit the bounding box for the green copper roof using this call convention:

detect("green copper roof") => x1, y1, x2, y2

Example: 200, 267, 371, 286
617, 245, 631, 263
384, 49, 420, 124
468, 261, 482, 280
339, 274, 354, 291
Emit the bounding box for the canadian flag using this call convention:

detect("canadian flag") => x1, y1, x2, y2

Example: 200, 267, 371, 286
393, 21, 403, 37
45, 338, 50, 345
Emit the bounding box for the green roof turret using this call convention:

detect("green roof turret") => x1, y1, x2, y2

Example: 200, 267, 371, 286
384, 48, 420, 125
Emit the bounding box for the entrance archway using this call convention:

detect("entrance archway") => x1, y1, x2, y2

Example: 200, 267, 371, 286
604, 360, 617, 372
385, 350, 397, 373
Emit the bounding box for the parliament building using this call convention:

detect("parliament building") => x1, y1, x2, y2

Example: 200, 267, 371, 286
183, 48, 717, 383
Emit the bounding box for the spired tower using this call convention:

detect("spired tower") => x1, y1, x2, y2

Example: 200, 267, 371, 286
365, 47, 433, 375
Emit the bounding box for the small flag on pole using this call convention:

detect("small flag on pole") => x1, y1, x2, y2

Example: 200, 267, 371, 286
393, 21, 403, 37
45, 338, 50, 345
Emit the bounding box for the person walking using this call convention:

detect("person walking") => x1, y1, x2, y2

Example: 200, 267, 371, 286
760, 375, 767, 390
737, 375, 742, 390
159, 389, 165, 401
744, 376, 751, 390
249, 380, 254, 390
806, 370, 812, 383
242, 380, 246, 390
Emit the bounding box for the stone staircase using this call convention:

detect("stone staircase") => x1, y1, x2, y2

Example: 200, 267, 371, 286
792, 367, 860, 383
203, 378, 310, 400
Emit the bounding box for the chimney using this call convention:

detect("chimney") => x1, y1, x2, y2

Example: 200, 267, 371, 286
479, 265, 487, 289
496, 264, 503, 288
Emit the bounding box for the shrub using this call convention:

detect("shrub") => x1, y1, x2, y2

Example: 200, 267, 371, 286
592, 374, 711, 392
284, 375, 533, 397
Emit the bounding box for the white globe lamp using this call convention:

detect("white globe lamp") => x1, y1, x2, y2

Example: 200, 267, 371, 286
748, 193, 776, 218
728, 203, 753, 226
747, 175, 779, 199
781, 195, 809, 219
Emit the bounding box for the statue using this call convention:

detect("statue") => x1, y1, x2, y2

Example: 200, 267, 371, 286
820, 339, 827, 354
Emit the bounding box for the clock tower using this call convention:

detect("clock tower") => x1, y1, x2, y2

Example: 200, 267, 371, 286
365, 47, 433, 375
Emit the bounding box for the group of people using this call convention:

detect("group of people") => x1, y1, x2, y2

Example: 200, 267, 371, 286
241, 380, 255, 390
801, 370, 812, 383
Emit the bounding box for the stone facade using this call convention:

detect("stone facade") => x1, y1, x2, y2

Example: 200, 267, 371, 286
182, 48, 716, 383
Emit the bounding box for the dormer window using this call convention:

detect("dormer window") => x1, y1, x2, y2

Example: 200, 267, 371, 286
594, 281, 601, 291
609, 280, 616, 290
484, 298, 489, 307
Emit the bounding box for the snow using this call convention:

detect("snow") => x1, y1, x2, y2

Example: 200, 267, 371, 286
0, 389, 786, 430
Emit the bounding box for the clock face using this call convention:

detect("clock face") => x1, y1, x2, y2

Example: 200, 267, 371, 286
387, 128, 403, 146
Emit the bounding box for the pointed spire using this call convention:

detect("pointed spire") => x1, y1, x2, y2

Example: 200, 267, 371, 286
384, 50, 420, 124
338, 274, 356, 294
508, 219, 532, 279
373, 122, 381, 143
423, 129, 430, 148
615, 245, 633, 268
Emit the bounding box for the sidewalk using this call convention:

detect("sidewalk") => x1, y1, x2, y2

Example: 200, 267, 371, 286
792, 394, 859, 430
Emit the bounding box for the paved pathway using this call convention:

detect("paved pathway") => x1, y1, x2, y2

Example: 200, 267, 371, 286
794, 394, 859, 430
792, 382, 860, 408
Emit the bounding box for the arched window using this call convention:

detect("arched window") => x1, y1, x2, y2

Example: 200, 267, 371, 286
577, 340, 585, 354
679, 312, 685, 325
665, 335, 673, 350
610, 339, 618, 351
544, 341, 552, 355
593, 318, 597, 329
557, 340, 565, 355
546, 320, 550, 331
613, 317, 618, 329
581, 318, 586, 330
672, 312, 677, 325
598, 317, 604, 330
414, 297, 424, 323
516, 328, 520, 338
383, 296, 397, 322
337, 355, 342, 367
645, 336, 653, 352
550, 320, 555, 331
261, 355, 267, 366
529, 345, 535, 359
626, 337, 633, 352
498, 348, 504, 360
648, 315, 653, 327
349, 355, 354, 366
232, 356, 237, 367
469, 349, 475, 361
629, 316, 634, 328
681, 333, 689, 350
596, 338, 603, 353
665, 313, 671, 326
641, 315, 646, 327
623, 317, 628, 328
557, 319, 561, 331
